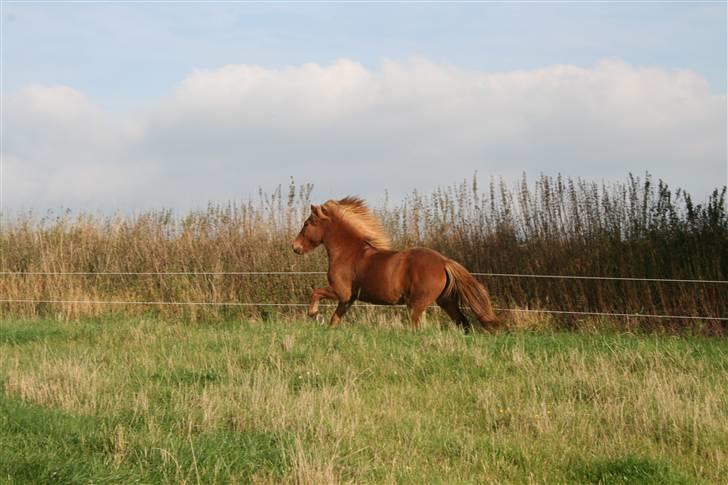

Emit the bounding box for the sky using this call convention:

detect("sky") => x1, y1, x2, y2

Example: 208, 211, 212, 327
2, 2, 727, 213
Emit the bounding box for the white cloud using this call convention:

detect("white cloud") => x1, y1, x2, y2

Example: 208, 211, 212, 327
3, 59, 726, 212
5, 85, 158, 210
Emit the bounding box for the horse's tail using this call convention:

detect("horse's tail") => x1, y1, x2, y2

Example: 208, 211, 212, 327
443, 259, 498, 327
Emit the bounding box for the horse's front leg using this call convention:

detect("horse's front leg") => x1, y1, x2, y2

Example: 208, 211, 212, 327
329, 300, 354, 328
308, 286, 338, 318
327, 282, 355, 327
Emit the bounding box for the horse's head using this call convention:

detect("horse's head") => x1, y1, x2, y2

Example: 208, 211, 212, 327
292, 204, 329, 254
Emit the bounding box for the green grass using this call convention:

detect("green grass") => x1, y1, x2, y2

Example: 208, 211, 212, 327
1, 316, 726, 484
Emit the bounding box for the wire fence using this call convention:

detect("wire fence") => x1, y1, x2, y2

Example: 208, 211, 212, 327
1, 270, 726, 284
1, 270, 726, 321
1, 299, 726, 322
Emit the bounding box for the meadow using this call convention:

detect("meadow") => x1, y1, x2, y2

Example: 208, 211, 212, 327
1, 316, 727, 484
0, 173, 726, 483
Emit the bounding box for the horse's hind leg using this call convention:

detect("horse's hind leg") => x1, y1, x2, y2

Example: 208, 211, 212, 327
437, 296, 472, 331
407, 299, 431, 328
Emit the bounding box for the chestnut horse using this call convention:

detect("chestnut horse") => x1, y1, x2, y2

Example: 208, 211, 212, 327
292, 197, 498, 330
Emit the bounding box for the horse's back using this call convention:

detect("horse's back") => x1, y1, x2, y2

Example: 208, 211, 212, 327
402, 247, 448, 266
367, 247, 447, 275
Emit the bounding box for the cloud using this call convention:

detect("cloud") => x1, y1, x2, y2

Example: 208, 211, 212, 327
4, 58, 726, 211
4, 85, 161, 210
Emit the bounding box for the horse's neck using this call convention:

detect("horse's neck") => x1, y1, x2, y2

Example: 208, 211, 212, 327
323, 231, 366, 268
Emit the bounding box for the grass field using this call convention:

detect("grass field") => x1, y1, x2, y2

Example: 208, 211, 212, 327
1, 316, 726, 484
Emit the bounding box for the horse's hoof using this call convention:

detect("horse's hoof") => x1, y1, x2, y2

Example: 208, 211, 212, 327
307, 311, 319, 319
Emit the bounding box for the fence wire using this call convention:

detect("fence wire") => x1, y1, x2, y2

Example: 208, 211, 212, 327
0, 270, 726, 284
1, 299, 726, 321
2, 270, 725, 321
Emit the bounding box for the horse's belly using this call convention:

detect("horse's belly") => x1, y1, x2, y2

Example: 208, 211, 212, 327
354, 250, 411, 305
357, 283, 404, 305
358, 275, 404, 305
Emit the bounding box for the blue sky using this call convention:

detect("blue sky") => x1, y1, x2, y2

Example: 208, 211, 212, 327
2, 2, 727, 211
6, 3, 726, 103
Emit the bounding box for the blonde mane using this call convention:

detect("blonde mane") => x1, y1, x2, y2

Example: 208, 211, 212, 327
322, 197, 392, 250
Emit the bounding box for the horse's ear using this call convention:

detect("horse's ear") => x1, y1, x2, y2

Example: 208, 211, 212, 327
311, 204, 329, 220
311, 204, 324, 219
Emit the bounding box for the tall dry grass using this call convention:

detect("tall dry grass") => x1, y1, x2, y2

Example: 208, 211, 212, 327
1, 174, 726, 332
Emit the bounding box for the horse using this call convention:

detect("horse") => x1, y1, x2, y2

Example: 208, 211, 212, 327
292, 196, 498, 330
